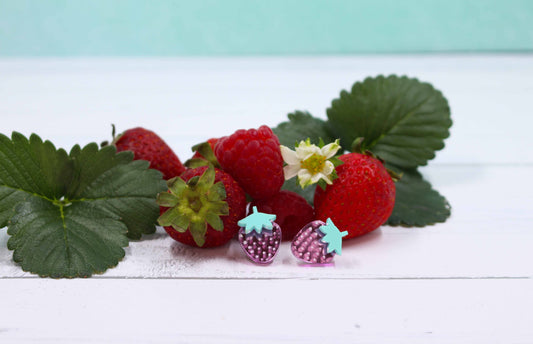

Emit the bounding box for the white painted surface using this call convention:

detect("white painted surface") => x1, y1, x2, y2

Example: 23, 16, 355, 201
1, 165, 531, 280
1, 279, 532, 344
1, 55, 532, 164
0, 55, 532, 343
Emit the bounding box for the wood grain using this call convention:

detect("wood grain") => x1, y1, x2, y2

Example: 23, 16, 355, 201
0, 55, 532, 343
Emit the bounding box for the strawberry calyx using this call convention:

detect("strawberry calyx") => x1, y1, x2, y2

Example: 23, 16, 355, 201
157, 165, 229, 247
185, 141, 220, 168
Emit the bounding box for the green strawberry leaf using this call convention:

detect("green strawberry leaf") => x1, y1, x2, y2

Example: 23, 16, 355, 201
7, 198, 128, 278
386, 167, 451, 226
66, 143, 166, 239
272, 111, 336, 148
327, 75, 452, 168
0, 132, 166, 277
0, 133, 72, 227
0, 188, 27, 229
280, 178, 316, 205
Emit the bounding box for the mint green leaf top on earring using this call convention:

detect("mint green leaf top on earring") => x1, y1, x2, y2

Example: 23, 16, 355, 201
238, 206, 276, 235
319, 218, 348, 255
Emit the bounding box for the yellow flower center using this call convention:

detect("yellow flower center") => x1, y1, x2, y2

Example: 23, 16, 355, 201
300, 153, 326, 175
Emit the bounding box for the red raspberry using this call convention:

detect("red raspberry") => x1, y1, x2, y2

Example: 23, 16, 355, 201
214, 126, 284, 200
251, 190, 315, 241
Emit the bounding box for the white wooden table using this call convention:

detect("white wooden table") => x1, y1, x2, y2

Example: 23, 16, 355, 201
1, 55, 532, 343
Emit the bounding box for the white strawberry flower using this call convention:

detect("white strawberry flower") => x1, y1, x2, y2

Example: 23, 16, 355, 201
280, 138, 341, 188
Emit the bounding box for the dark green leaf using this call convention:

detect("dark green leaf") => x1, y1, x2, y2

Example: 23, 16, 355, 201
67, 143, 166, 239
65, 143, 132, 199
0, 132, 166, 277
280, 178, 316, 206
327, 75, 452, 168
0, 132, 72, 227
7, 198, 128, 278
272, 111, 336, 148
0, 188, 28, 229
387, 168, 451, 226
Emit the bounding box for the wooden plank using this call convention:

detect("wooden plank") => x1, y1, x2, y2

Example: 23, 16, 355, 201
0, 278, 531, 343
0, 55, 532, 164
0, 56, 531, 343
1, 165, 531, 279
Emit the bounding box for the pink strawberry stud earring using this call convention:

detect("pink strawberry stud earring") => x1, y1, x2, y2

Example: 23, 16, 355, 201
237, 206, 281, 265
291, 218, 348, 264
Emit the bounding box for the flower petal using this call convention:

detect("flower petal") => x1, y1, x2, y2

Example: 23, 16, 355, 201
297, 169, 313, 188
321, 139, 341, 159
280, 145, 300, 165
283, 164, 301, 180
295, 143, 321, 160
322, 160, 335, 176
310, 172, 324, 184
322, 174, 333, 184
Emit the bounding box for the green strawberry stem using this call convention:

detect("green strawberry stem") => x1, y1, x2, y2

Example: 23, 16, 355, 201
350, 137, 366, 153
351, 136, 401, 182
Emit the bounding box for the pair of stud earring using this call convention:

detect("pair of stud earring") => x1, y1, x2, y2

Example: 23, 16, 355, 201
237, 207, 348, 265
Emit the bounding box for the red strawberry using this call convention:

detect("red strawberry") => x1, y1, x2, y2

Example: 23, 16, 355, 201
113, 127, 186, 180
157, 165, 246, 248
251, 190, 314, 241
214, 126, 284, 200
314, 153, 396, 239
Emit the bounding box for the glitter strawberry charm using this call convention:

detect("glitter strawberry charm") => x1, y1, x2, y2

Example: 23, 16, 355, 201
237, 206, 281, 265
291, 218, 348, 264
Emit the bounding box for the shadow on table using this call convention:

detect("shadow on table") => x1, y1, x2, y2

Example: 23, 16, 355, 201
169, 238, 247, 265
166, 227, 385, 268
343, 228, 384, 249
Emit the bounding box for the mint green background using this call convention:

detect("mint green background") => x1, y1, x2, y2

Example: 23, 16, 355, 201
1, 0, 532, 56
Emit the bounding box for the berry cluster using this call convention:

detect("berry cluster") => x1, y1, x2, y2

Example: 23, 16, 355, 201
112, 125, 396, 251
